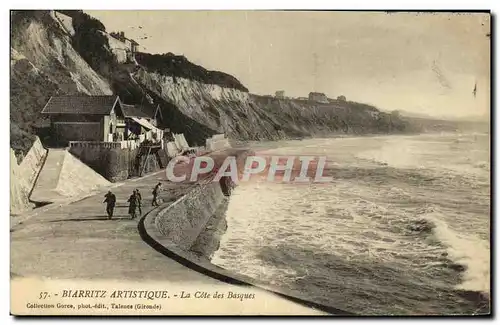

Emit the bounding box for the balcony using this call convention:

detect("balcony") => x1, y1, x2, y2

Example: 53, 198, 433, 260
68, 141, 121, 149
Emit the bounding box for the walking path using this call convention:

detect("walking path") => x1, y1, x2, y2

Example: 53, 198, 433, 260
11, 166, 323, 315
29, 149, 67, 202
30, 149, 110, 203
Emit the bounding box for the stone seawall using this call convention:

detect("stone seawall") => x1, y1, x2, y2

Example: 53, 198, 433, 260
155, 181, 226, 251
152, 149, 252, 254
141, 183, 352, 316
140, 148, 353, 315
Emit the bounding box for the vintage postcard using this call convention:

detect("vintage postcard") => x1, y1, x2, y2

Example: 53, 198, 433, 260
10, 10, 491, 316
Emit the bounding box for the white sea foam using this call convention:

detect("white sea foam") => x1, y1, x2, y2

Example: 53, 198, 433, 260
212, 134, 490, 314
422, 211, 490, 293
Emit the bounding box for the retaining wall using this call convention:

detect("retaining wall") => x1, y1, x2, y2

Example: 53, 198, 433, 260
10, 137, 48, 214
153, 149, 251, 249
155, 182, 225, 250
206, 134, 230, 152
140, 148, 353, 315
70, 146, 166, 182
10, 150, 33, 214
30, 149, 111, 203
142, 178, 351, 314
18, 137, 47, 190
69, 146, 126, 182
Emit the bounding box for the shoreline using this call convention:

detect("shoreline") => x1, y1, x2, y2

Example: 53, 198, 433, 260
174, 184, 490, 316
166, 135, 490, 315
139, 185, 354, 316
230, 130, 488, 152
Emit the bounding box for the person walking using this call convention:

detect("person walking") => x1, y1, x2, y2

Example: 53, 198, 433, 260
135, 188, 142, 216
219, 175, 235, 196
128, 190, 138, 220
152, 182, 162, 207
103, 190, 116, 220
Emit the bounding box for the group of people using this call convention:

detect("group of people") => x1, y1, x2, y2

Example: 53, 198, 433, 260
103, 182, 163, 220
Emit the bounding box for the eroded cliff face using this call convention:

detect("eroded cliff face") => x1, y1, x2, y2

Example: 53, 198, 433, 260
10, 11, 113, 155
132, 67, 411, 142
10, 18, 111, 95
132, 70, 284, 141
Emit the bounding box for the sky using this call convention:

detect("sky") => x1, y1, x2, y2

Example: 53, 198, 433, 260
87, 11, 490, 119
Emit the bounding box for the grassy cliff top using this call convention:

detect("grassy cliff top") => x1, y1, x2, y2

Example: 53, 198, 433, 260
135, 52, 248, 92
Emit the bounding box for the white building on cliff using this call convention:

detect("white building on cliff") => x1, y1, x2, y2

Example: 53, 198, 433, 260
102, 31, 139, 63
309, 92, 329, 103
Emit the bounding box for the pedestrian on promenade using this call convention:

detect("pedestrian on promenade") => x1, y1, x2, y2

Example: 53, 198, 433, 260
152, 182, 162, 207
103, 190, 116, 220
128, 190, 138, 220
135, 188, 142, 216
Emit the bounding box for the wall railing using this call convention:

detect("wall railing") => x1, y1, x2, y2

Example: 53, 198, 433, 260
69, 141, 121, 149
69, 139, 164, 150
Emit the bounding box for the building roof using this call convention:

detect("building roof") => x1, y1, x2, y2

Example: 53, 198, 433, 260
109, 32, 139, 46
121, 103, 156, 119
41, 95, 120, 115
130, 117, 158, 131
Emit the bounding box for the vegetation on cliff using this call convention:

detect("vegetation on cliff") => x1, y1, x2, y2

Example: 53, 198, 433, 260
63, 10, 116, 75
10, 10, 113, 158
250, 95, 414, 137
135, 52, 248, 92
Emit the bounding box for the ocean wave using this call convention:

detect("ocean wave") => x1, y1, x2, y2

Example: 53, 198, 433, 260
473, 161, 490, 171
213, 134, 490, 314
420, 210, 490, 294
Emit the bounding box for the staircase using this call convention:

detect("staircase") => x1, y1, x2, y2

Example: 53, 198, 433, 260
156, 149, 168, 168
134, 144, 167, 177
30, 149, 66, 202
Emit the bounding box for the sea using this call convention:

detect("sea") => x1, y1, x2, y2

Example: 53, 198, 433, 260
211, 133, 491, 315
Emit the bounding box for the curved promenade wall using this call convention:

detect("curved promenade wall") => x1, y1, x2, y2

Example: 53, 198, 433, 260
140, 149, 354, 316
155, 181, 225, 250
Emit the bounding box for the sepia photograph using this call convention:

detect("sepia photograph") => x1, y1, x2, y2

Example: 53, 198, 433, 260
9, 7, 491, 317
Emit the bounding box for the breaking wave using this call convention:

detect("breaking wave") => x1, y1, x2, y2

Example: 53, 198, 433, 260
212, 134, 490, 315
420, 210, 490, 294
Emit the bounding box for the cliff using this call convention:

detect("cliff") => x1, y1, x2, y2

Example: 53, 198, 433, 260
131, 67, 413, 142
10, 10, 113, 158
10, 10, 416, 160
